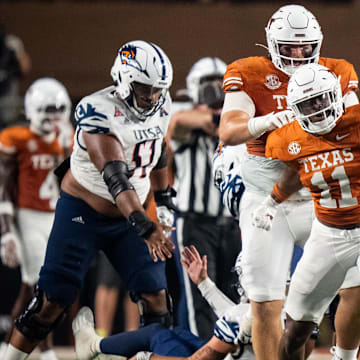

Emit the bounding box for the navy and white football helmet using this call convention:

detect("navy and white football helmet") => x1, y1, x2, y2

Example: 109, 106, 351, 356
287, 63, 343, 135
265, 5, 323, 76
111, 40, 173, 121
24, 78, 71, 136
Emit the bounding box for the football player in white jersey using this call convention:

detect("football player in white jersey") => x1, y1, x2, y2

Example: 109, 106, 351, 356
4, 40, 176, 360
215, 5, 359, 360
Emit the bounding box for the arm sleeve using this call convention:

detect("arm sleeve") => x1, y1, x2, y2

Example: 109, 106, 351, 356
222, 91, 255, 117
343, 91, 359, 108
198, 277, 236, 318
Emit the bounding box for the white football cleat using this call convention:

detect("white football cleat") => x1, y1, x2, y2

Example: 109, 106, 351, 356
72, 306, 102, 360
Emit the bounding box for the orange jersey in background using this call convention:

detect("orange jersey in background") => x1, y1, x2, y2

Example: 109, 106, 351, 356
265, 104, 360, 227
0, 126, 64, 212
223, 56, 358, 157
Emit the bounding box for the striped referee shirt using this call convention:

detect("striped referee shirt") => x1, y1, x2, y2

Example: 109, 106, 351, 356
170, 102, 230, 217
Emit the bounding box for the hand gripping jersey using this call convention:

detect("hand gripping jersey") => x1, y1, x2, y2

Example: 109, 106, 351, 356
222, 56, 358, 196
71, 86, 171, 204
0, 127, 64, 211
266, 104, 360, 227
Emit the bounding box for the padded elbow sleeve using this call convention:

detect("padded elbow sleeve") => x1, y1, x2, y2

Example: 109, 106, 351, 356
102, 160, 135, 200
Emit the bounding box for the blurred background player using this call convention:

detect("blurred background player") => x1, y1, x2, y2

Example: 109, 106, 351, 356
217, 4, 359, 360
3, 40, 176, 360
0, 25, 31, 129
169, 57, 241, 339
0, 77, 72, 360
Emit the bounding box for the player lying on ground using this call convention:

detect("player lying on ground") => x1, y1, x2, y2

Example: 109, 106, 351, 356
72, 245, 254, 360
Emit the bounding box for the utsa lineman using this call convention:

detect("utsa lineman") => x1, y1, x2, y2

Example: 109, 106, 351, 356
4, 40, 176, 360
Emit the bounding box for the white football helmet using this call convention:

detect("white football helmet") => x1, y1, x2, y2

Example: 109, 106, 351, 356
186, 57, 227, 104
287, 64, 343, 135
25, 78, 71, 136
265, 5, 323, 76
111, 40, 173, 121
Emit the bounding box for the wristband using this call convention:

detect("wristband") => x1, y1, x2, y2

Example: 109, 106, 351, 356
247, 113, 273, 138
128, 211, 156, 239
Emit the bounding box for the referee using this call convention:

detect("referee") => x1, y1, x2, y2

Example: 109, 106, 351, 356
169, 57, 241, 339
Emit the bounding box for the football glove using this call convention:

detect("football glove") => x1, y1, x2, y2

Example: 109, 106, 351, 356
238, 310, 252, 345
1, 232, 21, 268
213, 143, 227, 190
214, 316, 240, 345
267, 110, 296, 130
214, 305, 245, 345
251, 195, 280, 231
154, 186, 177, 238
136, 352, 153, 360
220, 166, 245, 219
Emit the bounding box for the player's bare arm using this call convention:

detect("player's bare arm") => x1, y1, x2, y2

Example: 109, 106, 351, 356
271, 165, 302, 202
219, 109, 252, 145
219, 89, 296, 146
134, 336, 236, 360
83, 131, 172, 261
189, 337, 236, 360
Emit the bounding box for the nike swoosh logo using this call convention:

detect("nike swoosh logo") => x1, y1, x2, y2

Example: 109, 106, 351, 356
336, 133, 350, 141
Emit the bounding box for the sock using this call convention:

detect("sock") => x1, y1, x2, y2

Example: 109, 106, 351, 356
40, 349, 58, 360
96, 328, 108, 338
4, 344, 28, 360
100, 323, 162, 357
334, 345, 358, 360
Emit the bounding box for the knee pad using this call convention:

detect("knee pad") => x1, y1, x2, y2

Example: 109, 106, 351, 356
132, 290, 173, 328
15, 286, 67, 343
